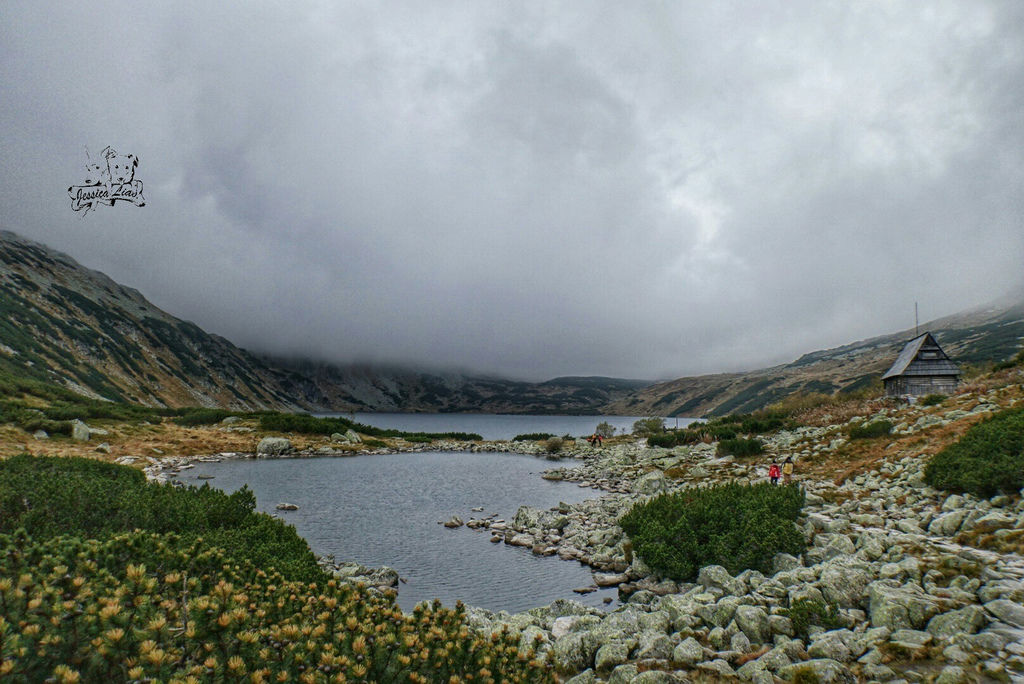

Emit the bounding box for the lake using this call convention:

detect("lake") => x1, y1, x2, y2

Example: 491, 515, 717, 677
176, 450, 621, 614
316, 412, 697, 440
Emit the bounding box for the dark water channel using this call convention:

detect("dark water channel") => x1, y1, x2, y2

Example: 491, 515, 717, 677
176, 451, 619, 613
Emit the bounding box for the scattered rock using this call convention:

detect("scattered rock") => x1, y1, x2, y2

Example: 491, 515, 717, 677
257, 437, 294, 456
70, 419, 90, 442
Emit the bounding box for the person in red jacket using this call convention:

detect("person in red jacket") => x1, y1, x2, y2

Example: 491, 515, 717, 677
768, 461, 781, 485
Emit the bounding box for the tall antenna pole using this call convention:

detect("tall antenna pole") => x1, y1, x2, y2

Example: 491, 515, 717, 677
915, 302, 919, 338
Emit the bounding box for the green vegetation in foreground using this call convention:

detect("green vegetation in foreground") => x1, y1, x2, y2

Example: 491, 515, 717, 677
847, 419, 893, 440
0, 530, 549, 683
619, 482, 805, 582
257, 412, 482, 442
0, 454, 322, 582
925, 405, 1024, 497
0, 455, 550, 682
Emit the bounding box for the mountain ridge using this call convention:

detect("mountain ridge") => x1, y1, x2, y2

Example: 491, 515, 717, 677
607, 298, 1024, 417
2, 229, 1021, 416
0, 230, 651, 413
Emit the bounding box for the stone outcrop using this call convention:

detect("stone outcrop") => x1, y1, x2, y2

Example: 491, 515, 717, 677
256, 436, 294, 456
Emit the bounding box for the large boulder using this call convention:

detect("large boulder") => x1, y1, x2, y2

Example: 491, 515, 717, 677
257, 437, 294, 456
635, 470, 667, 495
514, 505, 544, 530
550, 632, 601, 675
778, 659, 856, 683
634, 631, 674, 660
593, 642, 630, 671
672, 636, 704, 666
734, 605, 771, 644
698, 565, 745, 596
927, 605, 988, 638
927, 510, 968, 536
538, 510, 570, 531
868, 581, 942, 631
807, 630, 855, 663
819, 560, 871, 608
969, 511, 1016, 533
984, 599, 1024, 629
71, 419, 90, 442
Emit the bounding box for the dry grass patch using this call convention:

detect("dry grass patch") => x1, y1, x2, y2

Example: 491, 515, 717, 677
0, 421, 325, 463
955, 528, 1024, 555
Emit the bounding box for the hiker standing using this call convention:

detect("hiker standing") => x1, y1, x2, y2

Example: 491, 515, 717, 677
768, 461, 781, 485
782, 456, 794, 484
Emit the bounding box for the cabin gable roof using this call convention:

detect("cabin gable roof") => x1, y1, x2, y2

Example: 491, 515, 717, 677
882, 332, 960, 381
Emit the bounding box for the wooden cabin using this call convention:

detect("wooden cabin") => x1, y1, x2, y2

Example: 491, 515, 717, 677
882, 332, 960, 397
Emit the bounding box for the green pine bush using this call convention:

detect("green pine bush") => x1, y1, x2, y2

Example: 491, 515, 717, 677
716, 437, 765, 457
513, 432, 555, 442
924, 405, 1024, 497
0, 454, 322, 582
619, 482, 805, 581
0, 530, 550, 682
847, 419, 893, 440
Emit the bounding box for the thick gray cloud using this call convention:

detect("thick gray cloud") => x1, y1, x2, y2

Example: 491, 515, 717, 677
1, 1, 1022, 381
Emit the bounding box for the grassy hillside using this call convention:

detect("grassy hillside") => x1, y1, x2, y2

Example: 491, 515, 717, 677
0, 231, 321, 410
608, 297, 1024, 417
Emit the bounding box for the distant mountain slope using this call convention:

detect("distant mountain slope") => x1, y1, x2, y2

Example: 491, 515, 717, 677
6, 229, 1018, 417
0, 230, 653, 413
0, 230, 324, 409
265, 360, 654, 414
606, 295, 1024, 418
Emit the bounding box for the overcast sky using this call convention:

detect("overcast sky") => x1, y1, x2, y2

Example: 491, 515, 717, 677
2, 2, 1022, 381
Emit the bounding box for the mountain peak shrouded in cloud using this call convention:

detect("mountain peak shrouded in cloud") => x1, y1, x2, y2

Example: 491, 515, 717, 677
2, 2, 1022, 382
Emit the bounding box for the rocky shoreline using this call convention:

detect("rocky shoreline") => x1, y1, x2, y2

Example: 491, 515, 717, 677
128, 388, 1024, 682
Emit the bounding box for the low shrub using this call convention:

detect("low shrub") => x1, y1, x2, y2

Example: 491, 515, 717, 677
646, 431, 681, 448
403, 434, 434, 443
709, 425, 739, 441
513, 432, 555, 442
544, 437, 565, 454
924, 405, 1024, 497
632, 417, 665, 437
786, 596, 842, 640
595, 421, 616, 438
0, 530, 551, 683
717, 437, 765, 457
919, 394, 947, 407
0, 454, 323, 582
848, 419, 893, 440
619, 482, 805, 581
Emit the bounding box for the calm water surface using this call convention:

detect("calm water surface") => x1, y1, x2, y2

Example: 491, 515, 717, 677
177, 451, 619, 613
